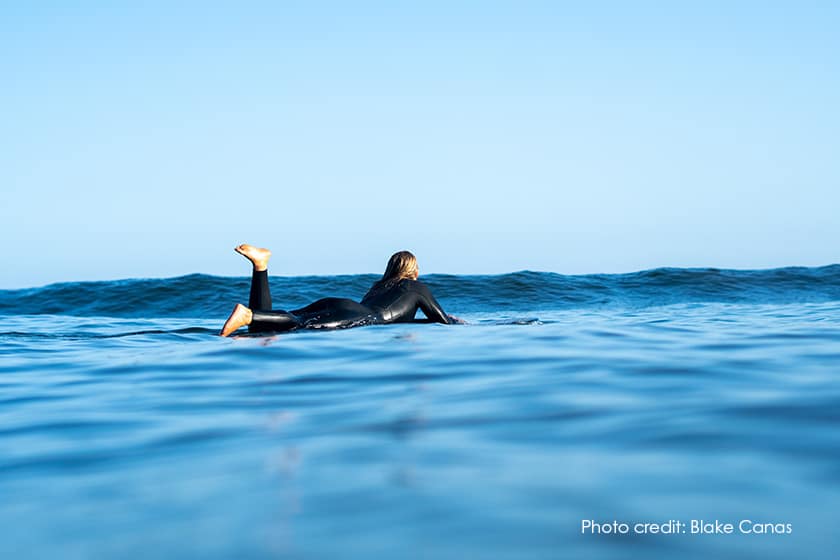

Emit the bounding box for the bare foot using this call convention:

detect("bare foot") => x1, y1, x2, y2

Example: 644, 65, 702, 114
219, 304, 254, 337
234, 244, 272, 271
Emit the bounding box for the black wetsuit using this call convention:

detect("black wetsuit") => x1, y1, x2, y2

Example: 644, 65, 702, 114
247, 270, 451, 333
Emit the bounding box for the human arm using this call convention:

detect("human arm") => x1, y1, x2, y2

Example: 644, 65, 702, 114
412, 314, 465, 324
415, 282, 451, 325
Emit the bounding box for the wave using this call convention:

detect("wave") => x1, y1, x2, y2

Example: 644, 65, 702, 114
1, 265, 839, 318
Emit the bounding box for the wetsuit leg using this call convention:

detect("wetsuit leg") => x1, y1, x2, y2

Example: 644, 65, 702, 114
250, 298, 375, 334
292, 298, 377, 329
250, 310, 302, 333
249, 269, 272, 311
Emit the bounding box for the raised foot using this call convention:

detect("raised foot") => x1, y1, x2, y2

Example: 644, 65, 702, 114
234, 244, 272, 271
220, 303, 254, 337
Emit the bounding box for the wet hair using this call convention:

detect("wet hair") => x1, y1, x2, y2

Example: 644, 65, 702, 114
363, 251, 418, 300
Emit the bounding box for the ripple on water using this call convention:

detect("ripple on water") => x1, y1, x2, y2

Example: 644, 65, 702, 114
2, 300, 840, 559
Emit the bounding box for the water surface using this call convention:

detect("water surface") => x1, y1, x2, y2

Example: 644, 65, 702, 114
1, 267, 839, 559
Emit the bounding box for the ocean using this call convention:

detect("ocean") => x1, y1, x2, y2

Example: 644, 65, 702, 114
1, 267, 839, 559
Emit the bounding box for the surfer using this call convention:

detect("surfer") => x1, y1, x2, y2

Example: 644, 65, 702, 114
220, 244, 457, 336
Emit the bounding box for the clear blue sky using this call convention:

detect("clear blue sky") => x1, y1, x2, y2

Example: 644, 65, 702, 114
2, 1, 838, 288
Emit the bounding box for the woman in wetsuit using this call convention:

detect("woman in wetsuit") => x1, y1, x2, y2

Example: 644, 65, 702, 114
219, 244, 454, 336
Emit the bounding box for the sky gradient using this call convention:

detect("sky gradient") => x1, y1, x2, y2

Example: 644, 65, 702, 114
2, 1, 838, 288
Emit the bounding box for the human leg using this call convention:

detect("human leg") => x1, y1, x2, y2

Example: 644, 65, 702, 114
292, 298, 376, 329
235, 244, 273, 311
248, 270, 272, 311
249, 310, 302, 333
219, 304, 303, 336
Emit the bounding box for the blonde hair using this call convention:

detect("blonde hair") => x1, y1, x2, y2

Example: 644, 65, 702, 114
363, 251, 418, 300
381, 251, 418, 283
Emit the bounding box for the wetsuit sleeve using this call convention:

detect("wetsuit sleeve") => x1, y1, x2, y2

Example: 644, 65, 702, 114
415, 283, 451, 324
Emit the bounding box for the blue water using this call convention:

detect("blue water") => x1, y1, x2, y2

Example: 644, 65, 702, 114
2, 267, 839, 559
